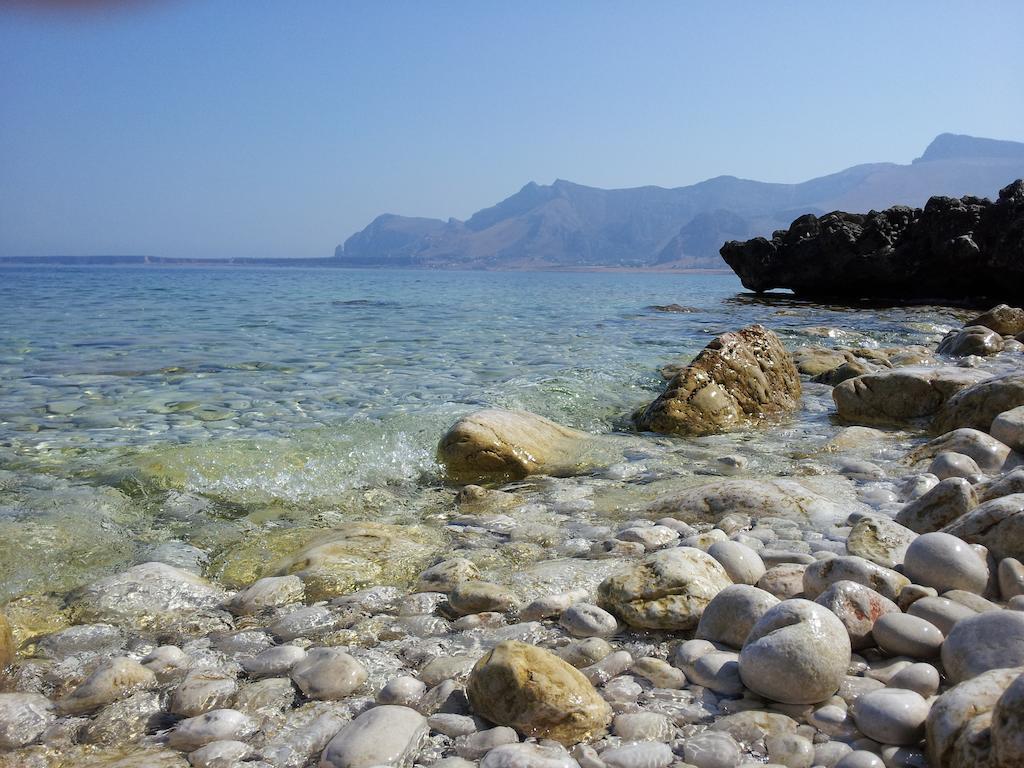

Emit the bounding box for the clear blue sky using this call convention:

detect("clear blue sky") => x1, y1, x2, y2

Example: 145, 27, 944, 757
2, 1, 1022, 259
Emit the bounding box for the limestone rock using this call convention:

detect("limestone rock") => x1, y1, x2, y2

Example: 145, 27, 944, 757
814, 580, 899, 650
59, 656, 157, 715
833, 367, 989, 427
907, 428, 1013, 474
937, 326, 1005, 357
854, 688, 930, 746
466, 640, 611, 745
635, 324, 801, 437
943, 493, 1024, 560
803, 556, 909, 601
598, 547, 732, 630
290, 648, 367, 700
696, 584, 779, 649
896, 477, 978, 534
738, 598, 851, 704
991, 671, 1024, 768
846, 515, 917, 568
942, 611, 1024, 682
933, 372, 1024, 434
903, 531, 990, 594
991, 406, 1024, 453
438, 408, 598, 483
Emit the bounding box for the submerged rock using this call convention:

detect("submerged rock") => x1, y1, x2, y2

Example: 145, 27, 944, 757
466, 640, 611, 745
320, 705, 428, 768
634, 324, 801, 437
438, 408, 600, 484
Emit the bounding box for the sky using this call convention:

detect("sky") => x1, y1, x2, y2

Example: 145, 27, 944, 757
2, 1, 1023, 260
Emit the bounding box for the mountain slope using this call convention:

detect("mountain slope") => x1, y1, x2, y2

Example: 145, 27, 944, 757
334, 134, 1024, 269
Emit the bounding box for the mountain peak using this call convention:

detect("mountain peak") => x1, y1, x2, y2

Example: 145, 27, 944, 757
916, 133, 1024, 164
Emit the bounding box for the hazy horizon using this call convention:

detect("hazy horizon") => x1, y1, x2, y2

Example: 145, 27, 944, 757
2, 1, 1023, 259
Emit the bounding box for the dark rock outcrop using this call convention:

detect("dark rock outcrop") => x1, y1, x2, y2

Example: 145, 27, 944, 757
721, 180, 1024, 302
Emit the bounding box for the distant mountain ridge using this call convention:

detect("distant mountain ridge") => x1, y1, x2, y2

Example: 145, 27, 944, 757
334, 133, 1024, 269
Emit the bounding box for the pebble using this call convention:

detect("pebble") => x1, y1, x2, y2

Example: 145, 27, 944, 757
928, 452, 983, 482
871, 613, 944, 659
998, 556, 1024, 598
682, 731, 742, 768
187, 739, 253, 768
941, 609, 1024, 682
991, 405, 1024, 451
689, 651, 744, 696
320, 705, 429, 768
416, 558, 480, 593
814, 580, 900, 650
428, 713, 479, 738
241, 645, 306, 678
853, 688, 929, 745
887, 663, 940, 698
738, 599, 851, 704
907, 595, 976, 634
171, 669, 238, 717
708, 540, 767, 585
757, 563, 808, 599
448, 581, 521, 615
766, 732, 815, 768
167, 709, 258, 752
480, 743, 579, 768
521, 590, 588, 621
557, 637, 612, 668
290, 647, 367, 700
612, 711, 673, 741
455, 726, 519, 759
0, 692, 55, 749
630, 656, 686, 689
845, 516, 917, 569
835, 751, 885, 768
814, 741, 853, 767
378, 675, 427, 707
229, 575, 304, 615
803, 556, 909, 601
60, 656, 157, 715
616, 524, 679, 550
902, 532, 990, 594
559, 603, 619, 637
602, 742, 674, 768
581, 650, 633, 686
895, 477, 977, 534
696, 584, 779, 649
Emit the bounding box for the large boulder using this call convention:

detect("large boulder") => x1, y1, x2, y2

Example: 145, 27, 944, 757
720, 181, 1024, 302
933, 372, 1024, 434
598, 547, 732, 630
634, 325, 801, 437
438, 409, 600, 483
466, 641, 612, 745
833, 367, 989, 427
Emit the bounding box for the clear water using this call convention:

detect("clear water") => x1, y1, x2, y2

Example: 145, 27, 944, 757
0, 266, 968, 604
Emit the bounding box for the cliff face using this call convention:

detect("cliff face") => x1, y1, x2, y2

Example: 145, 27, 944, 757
334, 134, 1024, 270
720, 180, 1024, 302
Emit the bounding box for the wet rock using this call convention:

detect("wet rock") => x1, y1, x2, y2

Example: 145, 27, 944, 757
942, 610, 1024, 682
35, 622, 124, 660
707, 540, 766, 585
908, 596, 977, 635
643, 477, 864, 527
991, 406, 1024, 452
416, 559, 480, 593
688, 650, 744, 695
908, 428, 1013, 474
814, 580, 900, 650
937, 326, 1005, 357
889, 663, 941, 699
999, 557, 1024, 599
455, 726, 518, 759
448, 581, 521, 616
871, 613, 944, 659
242, 644, 306, 678
846, 516, 917, 568
480, 743, 579, 768
0, 692, 55, 749
833, 367, 988, 427
378, 676, 427, 707
616, 525, 679, 551
634, 324, 801, 437
903, 531, 990, 594
167, 708, 257, 752
559, 604, 618, 638
612, 711, 673, 741
317, 708, 425, 765
188, 740, 252, 768
738, 598, 851, 704
290, 648, 367, 700
229, 576, 304, 615
466, 640, 611, 745
757, 563, 807, 599
602, 742, 673, 768
943, 493, 1024, 560
60, 656, 157, 715
929, 452, 984, 482
276, 522, 443, 602
696, 584, 779, 649
968, 304, 1024, 336
170, 669, 238, 717
854, 688, 929, 746
896, 478, 977, 534
933, 372, 1024, 434
438, 408, 599, 483
597, 547, 732, 630
81, 691, 163, 745
682, 730, 742, 768
72, 562, 227, 631
232, 677, 296, 716
803, 556, 910, 601
926, 666, 1022, 768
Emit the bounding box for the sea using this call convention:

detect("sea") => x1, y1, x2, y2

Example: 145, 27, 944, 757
0, 266, 970, 617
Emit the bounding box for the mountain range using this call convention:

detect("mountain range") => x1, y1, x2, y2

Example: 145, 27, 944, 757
334, 133, 1024, 270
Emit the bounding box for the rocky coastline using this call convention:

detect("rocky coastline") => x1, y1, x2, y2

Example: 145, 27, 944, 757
721, 180, 1024, 304
3, 305, 1024, 768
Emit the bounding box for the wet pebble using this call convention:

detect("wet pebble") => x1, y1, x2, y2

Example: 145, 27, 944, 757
871, 613, 944, 659
167, 708, 258, 751
601, 741, 674, 768
559, 603, 618, 638
852, 687, 929, 745
241, 644, 306, 678
902, 532, 989, 594
290, 647, 368, 700
320, 704, 429, 768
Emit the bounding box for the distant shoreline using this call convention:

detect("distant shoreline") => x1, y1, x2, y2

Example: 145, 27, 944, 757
0, 256, 733, 274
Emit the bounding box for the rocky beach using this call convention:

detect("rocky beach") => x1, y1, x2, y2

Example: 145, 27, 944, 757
2, 263, 1024, 768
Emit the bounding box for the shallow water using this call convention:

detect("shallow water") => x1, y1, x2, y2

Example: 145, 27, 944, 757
0, 266, 971, 605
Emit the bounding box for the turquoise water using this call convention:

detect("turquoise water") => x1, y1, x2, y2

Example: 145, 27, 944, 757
0, 266, 964, 605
